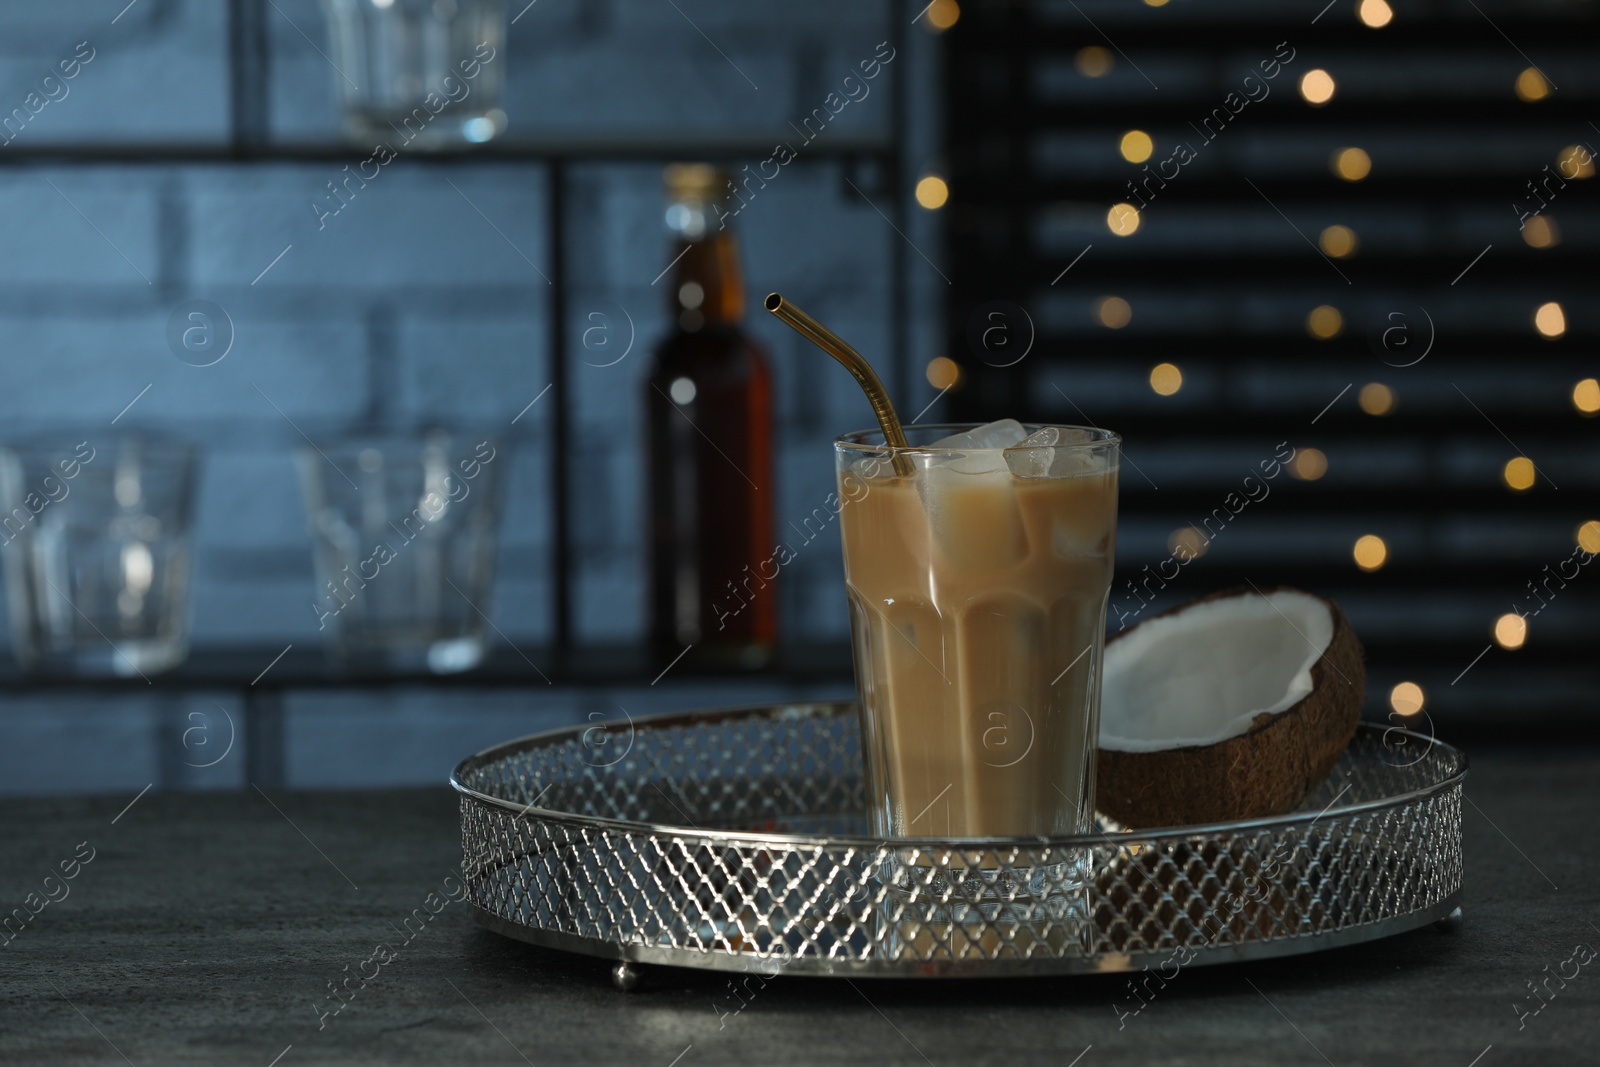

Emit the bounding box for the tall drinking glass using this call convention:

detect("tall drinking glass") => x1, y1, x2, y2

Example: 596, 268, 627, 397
0, 437, 199, 677
834, 424, 1119, 930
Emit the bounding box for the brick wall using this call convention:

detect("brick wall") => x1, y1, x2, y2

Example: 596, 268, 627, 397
0, 0, 943, 792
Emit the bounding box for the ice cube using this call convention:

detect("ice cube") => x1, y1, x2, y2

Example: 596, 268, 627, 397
1003, 427, 1061, 478
1004, 426, 1101, 478
1054, 495, 1115, 557
1054, 451, 1103, 477
935, 419, 1029, 475
946, 451, 1009, 475
932, 419, 1029, 451
916, 463, 1028, 569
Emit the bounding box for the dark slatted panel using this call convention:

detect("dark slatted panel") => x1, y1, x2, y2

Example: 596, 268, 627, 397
944, 0, 1600, 729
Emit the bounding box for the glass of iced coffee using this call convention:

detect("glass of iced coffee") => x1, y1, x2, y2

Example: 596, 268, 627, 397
835, 420, 1118, 925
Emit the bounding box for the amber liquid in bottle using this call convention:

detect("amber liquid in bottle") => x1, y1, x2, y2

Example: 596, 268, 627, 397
645, 167, 776, 668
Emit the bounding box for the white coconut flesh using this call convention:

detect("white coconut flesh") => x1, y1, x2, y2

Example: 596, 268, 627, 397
1100, 589, 1334, 753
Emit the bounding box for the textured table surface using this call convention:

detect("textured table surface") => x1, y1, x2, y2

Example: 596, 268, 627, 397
2, 746, 1595, 1066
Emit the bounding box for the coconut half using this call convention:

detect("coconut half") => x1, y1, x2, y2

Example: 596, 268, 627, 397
1096, 586, 1364, 828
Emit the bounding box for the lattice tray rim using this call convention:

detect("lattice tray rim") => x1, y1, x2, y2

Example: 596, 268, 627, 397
451, 701, 1467, 979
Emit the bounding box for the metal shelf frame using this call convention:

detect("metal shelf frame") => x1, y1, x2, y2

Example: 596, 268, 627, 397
0, 0, 919, 788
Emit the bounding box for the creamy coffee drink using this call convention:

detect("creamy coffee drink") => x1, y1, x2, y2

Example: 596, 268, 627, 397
836, 422, 1119, 839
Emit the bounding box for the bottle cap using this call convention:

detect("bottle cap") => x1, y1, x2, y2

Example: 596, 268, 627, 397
664, 162, 727, 201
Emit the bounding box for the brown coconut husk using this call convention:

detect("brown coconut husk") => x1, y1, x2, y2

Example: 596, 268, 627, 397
1096, 586, 1365, 829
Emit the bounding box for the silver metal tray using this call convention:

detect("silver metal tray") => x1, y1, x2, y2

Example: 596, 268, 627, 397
451, 701, 1465, 982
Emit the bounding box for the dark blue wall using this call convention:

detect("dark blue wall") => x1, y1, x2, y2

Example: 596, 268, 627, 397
0, 0, 947, 792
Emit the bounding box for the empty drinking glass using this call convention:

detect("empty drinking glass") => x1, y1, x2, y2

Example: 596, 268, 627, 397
0, 437, 200, 677
320, 0, 508, 149
297, 431, 505, 674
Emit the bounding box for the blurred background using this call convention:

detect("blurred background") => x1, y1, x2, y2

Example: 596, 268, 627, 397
0, 0, 1593, 795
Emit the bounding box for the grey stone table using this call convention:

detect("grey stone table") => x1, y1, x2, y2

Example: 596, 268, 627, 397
3, 747, 1595, 1066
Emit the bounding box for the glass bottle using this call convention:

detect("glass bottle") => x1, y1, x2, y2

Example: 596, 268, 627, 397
644, 164, 776, 668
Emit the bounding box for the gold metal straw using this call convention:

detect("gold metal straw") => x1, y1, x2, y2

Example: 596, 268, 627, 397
763, 292, 913, 477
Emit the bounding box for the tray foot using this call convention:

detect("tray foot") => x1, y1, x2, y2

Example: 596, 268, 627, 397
612, 961, 643, 991
1433, 906, 1463, 933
